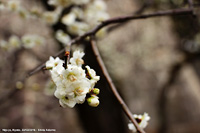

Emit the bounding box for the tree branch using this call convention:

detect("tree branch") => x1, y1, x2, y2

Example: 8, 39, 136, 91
89, 39, 145, 133
108, 0, 153, 32
27, 7, 194, 77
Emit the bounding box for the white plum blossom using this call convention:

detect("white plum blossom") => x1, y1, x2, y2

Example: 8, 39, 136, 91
59, 0, 109, 36
7, 0, 20, 12
5, 1, 31, 19
71, 7, 84, 19
0, 34, 45, 51
42, 11, 59, 24
67, 21, 90, 36
0, 40, 8, 50
61, 7, 83, 26
18, 7, 30, 19
22, 34, 44, 49
87, 95, 99, 107
2, 0, 110, 38
46, 50, 100, 108
93, 0, 107, 11
22, 35, 35, 48
46, 56, 64, 69
50, 67, 63, 83
0, 35, 22, 51
59, 97, 76, 108
85, 65, 100, 81
69, 50, 85, 67
85, 65, 100, 87
1, 0, 63, 23
1, 0, 110, 30
128, 113, 150, 132
84, 1, 109, 25
0, 4, 5, 11
84, 1, 109, 22
8, 35, 21, 49
62, 12, 76, 25
42, 8, 62, 24
55, 30, 71, 45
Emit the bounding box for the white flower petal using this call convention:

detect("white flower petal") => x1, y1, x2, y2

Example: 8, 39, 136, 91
87, 95, 99, 107
59, 98, 76, 108
128, 113, 150, 132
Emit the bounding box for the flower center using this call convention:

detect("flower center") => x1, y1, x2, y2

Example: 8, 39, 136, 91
76, 58, 84, 65
74, 87, 84, 95
135, 118, 142, 123
67, 74, 77, 82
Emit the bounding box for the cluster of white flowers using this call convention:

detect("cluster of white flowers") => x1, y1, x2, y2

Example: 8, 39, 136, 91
128, 113, 150, 132
42, 7, 62, 25
46, 50, 100, 108
0, 0, 34, 19
54, 0, 110, 46
61, 0, 109, 36
55, 30, 71, 46
0, 34, 45, 51
1, 0, 110, 47
0, 0, 62, 24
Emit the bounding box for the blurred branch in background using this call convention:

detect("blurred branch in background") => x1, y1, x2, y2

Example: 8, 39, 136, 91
27, 6, 196, 77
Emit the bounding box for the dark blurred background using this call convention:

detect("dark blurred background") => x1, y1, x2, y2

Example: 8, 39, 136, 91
0, 0, 200, 133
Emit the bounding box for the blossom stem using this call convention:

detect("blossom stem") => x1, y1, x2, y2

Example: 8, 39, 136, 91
63, 51, 70, 69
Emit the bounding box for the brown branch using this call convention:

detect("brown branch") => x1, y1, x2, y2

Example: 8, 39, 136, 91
108, 0, 152, 32
27, 7, 194, 77
63, 45, 71, 69
90, 39, 145, 133
27, 47, 66, 77
79, 8, 193, 40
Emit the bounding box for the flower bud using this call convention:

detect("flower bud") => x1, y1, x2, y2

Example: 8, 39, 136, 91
87, 95, 99, 107
90, 88, 100, 95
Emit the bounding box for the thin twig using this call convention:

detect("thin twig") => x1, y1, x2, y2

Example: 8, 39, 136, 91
78, 8, 193, 40
27, 7, 194, 77
63, 45, 71, 69
26, 48, 69, 77
108, 0, 152, 32
90, 39, 145, 133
